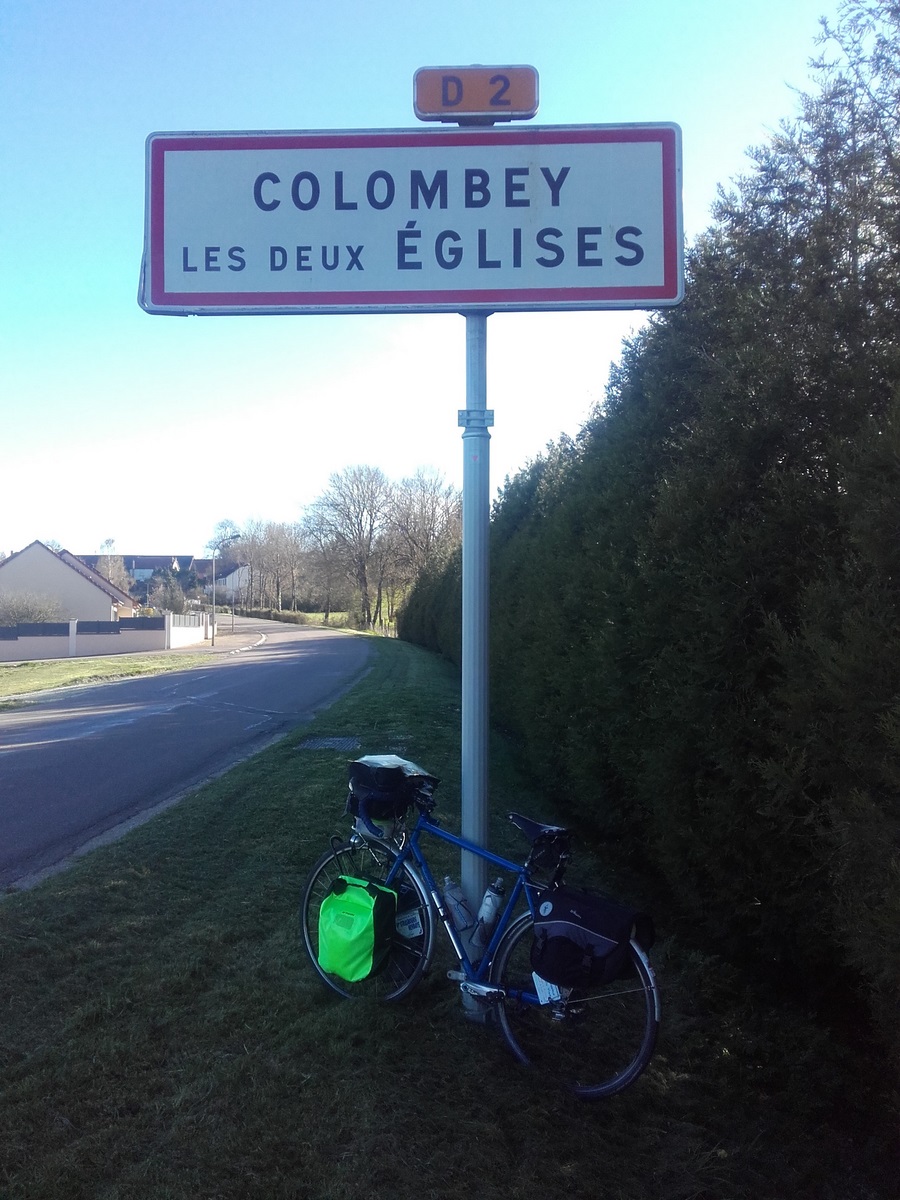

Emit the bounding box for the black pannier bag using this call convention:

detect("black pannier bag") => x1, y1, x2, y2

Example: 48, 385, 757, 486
530, 885, 655, 989
345, 754, 438, 822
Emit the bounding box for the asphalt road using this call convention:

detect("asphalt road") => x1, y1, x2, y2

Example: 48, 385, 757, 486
0, 618, 372, 890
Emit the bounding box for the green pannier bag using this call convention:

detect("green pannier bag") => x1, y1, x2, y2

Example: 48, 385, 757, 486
317, 875, 398, 982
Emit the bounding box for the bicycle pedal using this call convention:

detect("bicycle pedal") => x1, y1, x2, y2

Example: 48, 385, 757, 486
460, 981, 504, 1002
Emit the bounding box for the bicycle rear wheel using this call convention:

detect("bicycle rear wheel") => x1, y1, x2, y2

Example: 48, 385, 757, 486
300, 837, 435, 1001
490, 912, 660, 1098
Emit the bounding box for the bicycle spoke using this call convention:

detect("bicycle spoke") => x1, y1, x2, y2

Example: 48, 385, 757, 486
492, 914, 659, 1098
300, 839, 434, 1002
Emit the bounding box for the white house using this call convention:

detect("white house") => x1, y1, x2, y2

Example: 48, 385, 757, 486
207, 563, 249, 603
0, 541, 136, 621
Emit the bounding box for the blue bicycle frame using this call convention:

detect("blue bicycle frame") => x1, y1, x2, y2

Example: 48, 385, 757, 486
380, 807, 539, 982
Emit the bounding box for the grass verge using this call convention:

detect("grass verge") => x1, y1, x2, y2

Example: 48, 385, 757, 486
0, 654, 212, 701
0, 638, 896, 1199
239, 610, 352, 629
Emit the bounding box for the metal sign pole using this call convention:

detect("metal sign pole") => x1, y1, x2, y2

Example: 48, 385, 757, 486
458, 311, 494, 917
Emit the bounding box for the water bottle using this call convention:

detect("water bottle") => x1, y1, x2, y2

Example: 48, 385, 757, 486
442, 877, 475, 932
469, 877, 506, 955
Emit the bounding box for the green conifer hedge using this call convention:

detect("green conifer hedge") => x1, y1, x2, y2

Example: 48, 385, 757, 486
399, 0, 900, 1063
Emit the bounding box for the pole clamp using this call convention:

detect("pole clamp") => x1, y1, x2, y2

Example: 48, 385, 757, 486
458, 409, 495, 428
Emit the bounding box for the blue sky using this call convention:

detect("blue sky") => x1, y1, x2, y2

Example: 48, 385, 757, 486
0, 0, 842, 557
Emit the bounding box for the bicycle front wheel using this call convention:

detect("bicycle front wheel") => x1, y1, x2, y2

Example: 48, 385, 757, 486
490, 912, 660, 1098
300, 837, 435, 1001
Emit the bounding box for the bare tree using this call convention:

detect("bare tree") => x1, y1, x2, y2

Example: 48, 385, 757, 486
206, 464, 460, 628
209, 520, 241, 552
237, 519, 267, 610
300, 507, 346, 622
258, 521, 292, 611
309, 465, 393, 627
98, 538, 132, 593
281, 522, 308, 611
392, 468, 462, 577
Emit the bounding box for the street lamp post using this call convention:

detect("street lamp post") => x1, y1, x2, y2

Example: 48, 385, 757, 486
210, 534, 239, 647
211, 548, 218, 647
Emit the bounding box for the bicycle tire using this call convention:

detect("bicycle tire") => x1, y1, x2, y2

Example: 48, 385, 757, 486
490, 911, 660, 1098
300, 838, 435, 1001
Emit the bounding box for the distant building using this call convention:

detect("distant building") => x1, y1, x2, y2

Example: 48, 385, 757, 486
203, 562, 249, 603
78, 554, 196, 582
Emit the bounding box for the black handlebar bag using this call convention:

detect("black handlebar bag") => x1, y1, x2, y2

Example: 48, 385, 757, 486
345, 754, 439, 822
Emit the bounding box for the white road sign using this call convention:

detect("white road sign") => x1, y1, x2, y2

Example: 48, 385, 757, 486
139, 125, 682, 315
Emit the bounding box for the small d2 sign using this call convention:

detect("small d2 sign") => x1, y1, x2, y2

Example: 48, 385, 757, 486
414, 66, 539, 122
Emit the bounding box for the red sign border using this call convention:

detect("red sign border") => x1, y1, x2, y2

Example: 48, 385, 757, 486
143, 125, 682, 314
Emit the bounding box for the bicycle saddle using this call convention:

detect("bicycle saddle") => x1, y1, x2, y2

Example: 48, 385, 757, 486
507, 812, 569, 843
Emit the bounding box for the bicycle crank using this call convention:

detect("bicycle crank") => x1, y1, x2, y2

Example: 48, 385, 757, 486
447, 973, 506, 1003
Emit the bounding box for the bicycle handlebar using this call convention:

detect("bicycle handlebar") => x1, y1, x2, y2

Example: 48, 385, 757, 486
355, 795, 389, 840
353, 781, 437, 840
